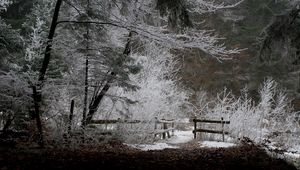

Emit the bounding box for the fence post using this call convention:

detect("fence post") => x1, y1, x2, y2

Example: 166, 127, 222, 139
162, 119, 166, 139
154, 117, 158, 130
154, 117, 158, 138
68, 100, 74, 136
221, 117, 224, 142
193, 118, 197, 139
166, 122, 171, 138
171, 122, 174, 136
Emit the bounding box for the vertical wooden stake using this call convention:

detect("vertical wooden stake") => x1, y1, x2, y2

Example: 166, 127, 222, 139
68, 100, 74, 136
32, 86, 44, 148
166, 122, 171, 138
193, 118, 197, 139
171, 122, 174, 136
154, 117, 158, 130
154, 117, 158, 138
163, 121, 166, 139
221, 117, 225, 142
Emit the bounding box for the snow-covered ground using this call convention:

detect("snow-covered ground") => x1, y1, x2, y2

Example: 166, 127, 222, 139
125, 130, 193, 151
166, 130, 194, 144
263, 142, 300, 168
199, 141, 236, 148
125, 130, 237, 151
126, 143, 179, 151
284, 152, 300, 159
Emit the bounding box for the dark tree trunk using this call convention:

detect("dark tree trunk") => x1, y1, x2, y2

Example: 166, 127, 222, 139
85, 78, 112, 125
68, 100, 75, 136
32, 86, 44, 148
82, 56, 89, 127
38, 0, 63, 83
82, 0, 90, 128
30, 0, 62, 148
33, 0, 63, 126
85, 32, 132, 125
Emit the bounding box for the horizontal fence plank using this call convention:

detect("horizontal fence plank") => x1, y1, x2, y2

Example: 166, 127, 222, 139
193, 119, 230, 124
193, 129, 229, 135
91, 119, 175, 125
90, 119, 142, 124
90, 120, 119, 124
156, 119, 174, 124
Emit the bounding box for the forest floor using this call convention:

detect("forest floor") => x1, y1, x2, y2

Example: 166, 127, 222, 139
0, 140, 297, 170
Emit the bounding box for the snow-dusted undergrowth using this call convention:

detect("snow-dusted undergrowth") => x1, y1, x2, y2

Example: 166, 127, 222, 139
93, 43, 189, 144
197, 78, 300, 150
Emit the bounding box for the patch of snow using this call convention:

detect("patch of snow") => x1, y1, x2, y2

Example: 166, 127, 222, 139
291, 145, 300, 152
126, 143, 179, 151
166, 130, 194, 144
200, 141, 236, 148
284, 152, 300, 159
177, 118, 190, 123
266, 142, 278, 150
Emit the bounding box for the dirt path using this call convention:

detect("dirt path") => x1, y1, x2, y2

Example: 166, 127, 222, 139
0, 142, 296, 170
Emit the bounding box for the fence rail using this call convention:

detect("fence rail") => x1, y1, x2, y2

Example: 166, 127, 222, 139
89, 117, 175, 139
193, 117, 230, 142
193, 119, 230, 124
90, 119, 141, 124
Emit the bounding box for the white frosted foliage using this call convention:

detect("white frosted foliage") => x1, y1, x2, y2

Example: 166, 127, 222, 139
0, 0, 11, 11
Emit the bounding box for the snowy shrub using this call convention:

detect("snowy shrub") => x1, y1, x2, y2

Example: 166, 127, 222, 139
199, 78, 300, 149
96, 43, 189, 143
0, 0, 10, 11
0, 71, 32, 131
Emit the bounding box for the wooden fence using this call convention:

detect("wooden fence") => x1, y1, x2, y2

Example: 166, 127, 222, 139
193, 117, 230, 142
154, 117, 175, 139
89, 117, 175, 139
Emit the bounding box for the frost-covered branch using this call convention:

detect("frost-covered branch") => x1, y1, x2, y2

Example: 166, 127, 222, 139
56, 19, 243, 58
119, 22, 244, 58
106, 0, 245, 58
25, 17, 46, 62
186, 0, 245, 14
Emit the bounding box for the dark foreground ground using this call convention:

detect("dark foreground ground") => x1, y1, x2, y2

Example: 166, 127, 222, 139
0, 141, 297, 170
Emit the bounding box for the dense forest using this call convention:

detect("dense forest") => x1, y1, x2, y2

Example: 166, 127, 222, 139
1, 0, 300, 169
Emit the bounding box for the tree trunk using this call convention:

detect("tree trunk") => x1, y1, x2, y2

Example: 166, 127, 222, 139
68, 100, 75, 136
85, 32, 132, 125
86, 80, 112, 125
82, 0, 90, 128
38, 0, 63, 83
32, 86, 44, 148
82, 55, 89, 127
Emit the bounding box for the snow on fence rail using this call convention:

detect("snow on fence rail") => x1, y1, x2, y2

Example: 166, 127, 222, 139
193, 117, 230, 142
89, 117, 175, 139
